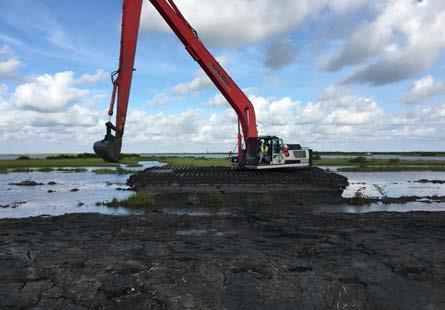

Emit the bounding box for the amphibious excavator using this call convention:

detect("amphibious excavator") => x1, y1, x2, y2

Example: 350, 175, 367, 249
94, 0, 312, 169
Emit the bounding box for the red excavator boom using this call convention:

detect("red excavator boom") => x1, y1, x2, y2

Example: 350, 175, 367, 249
94, 0, 312, 169
94, 0, 258, 163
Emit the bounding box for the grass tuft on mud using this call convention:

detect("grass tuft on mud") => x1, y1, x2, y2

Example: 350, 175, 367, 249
208, 192, 224, 210
245, 195, 273, 208
186, 195, 201, 206
103, 192, 156, 210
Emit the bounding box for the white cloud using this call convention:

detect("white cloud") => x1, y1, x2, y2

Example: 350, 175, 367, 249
12, 71, 89, 112
1, 85, 445, 152
264, 39, 298, 70
402, 76, 445, 104
172, 56, 228, 96
147, 92, 172, 105
325, 0, 445, 85
0, 44, 20, 79
28, 105, 97, 127
0, 58, 21, 79
0, 44, 14, 56
140, 0, 328, 47
208, 93, 228, 107
195, 87, 386, 149
0, 83, 7, 97
78, 69, 108, 84
251, 96, 301, 128
173, 72, 213, 95
124, 109, 202, 144
0, 96, 100, 149
299, 86, 383, 126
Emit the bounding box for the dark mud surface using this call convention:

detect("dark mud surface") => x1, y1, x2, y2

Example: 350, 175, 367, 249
1, 212, 444, 309
346, 195, 445, 206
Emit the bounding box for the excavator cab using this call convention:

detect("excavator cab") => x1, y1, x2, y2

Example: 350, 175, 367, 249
242, 136, 312, 169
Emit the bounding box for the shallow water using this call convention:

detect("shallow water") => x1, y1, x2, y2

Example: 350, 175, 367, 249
0, 166, 444, 218
0, 171, 136, 218
338, 170, 445, 198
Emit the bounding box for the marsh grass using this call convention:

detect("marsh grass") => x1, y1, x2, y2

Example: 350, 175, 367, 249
186, 195, 201, 206
104, 192, 155, 210
56, 168, 88, 173
124, 163, 143, 168
208, 192, 223, 211
245, 195, 273, 208
0, 157, 141, 169
36, 167, 55, 172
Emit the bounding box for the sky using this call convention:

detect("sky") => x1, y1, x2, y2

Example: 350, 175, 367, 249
0, 0, 445, 153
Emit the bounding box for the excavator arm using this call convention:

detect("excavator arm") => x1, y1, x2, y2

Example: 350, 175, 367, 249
94, 0, 258, 163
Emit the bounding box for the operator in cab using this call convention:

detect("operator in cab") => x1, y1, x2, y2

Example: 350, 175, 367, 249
259, 141, 269, 164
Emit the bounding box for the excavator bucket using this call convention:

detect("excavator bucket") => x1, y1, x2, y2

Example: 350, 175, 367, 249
93, 137, 122, 163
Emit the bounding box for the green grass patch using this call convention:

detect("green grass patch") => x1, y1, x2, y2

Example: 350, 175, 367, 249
208, 192, 224, 210
103, 192, 155, 210
36, 167, 55, 172
245, 195, 273, 208
56, 168, 88, 173
124, 163, 143, 168
45, 153, 141, 160
338, 166, 445, 172
92, 169, 117, 174
186, 195, 201, 206
0, 157, 142, 169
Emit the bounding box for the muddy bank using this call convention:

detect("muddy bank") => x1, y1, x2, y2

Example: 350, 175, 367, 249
0, 212, 444, 309
347, 195, 445, 206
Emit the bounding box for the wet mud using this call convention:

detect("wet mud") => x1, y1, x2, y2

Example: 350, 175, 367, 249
0, 211, 444, 309
347, 195, 445, 206
414, 179, 445, 184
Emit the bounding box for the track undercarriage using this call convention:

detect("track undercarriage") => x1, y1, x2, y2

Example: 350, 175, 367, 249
127, 166, 348, 195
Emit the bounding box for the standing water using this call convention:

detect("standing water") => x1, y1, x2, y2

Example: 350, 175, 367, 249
1, 163, 444, 218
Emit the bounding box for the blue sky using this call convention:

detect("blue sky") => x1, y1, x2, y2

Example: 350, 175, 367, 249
0, 0, 444, 153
